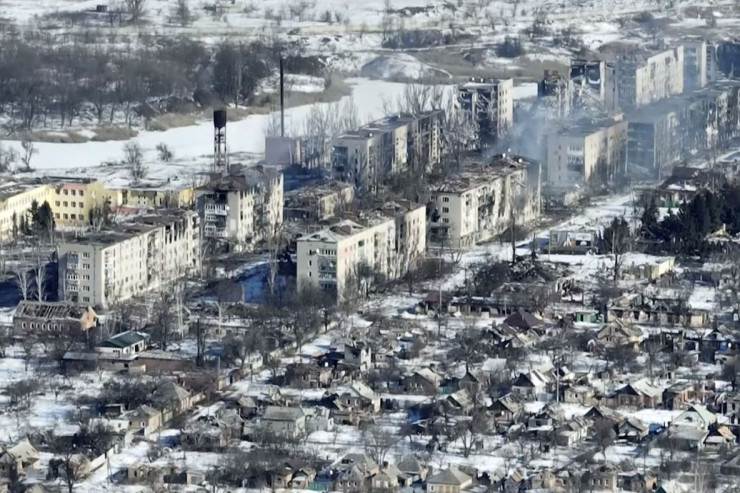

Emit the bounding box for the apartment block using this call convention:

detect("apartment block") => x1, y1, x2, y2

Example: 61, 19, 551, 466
195, 165, 283, 251
0, 181, 53, 242
684, 39, 708, 91
331, 110, 443, 191
49, 178, 107, 227
57, 210, 200, 308
627, 101, 683, 180
429, 154, 541, 248
570, 60, 618, 110
107, 181, 194, 210
537, 70, 573, 120
296, 201, 426, 300
456, 78, 514, 148
284, 181, 354, 222
546, 115, 628, 189
615, 46, 684, 109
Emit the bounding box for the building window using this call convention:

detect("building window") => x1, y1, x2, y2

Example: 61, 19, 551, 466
83, 286, 90, 292
63, 214, 68, 219
79, 190, 84, 196
70, 214, 76, 220
63, 201, 68, 207
71, 190, 76, 196
443, 218, 450, 224
83, 263, 90, 269
442, 207, 449, 213
82, 252, 90, 259
55, 201, 60, 206
63, 189, 68, 195
83, 296, 90, 302
79, 202, 84, 208
442, 196, 450, 203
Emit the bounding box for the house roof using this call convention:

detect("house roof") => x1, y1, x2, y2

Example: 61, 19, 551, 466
396, 455, 426, 475
618, 379, 663, 398
427, 467, 472, 486
503, 309, 544, 330
100, 331, 148, 349
413, 368, 441, 385
340, 381, 377, 401
14, 300, 95, 321
6, 439, 39, 464
263, 406, 306, 422
673, 404, 716, 428
447, 389, 473, 409
155, 381, 191, 402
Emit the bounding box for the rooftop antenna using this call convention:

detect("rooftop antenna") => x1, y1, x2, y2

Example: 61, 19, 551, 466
280, 56, 285, 138
213, 108, 227, 174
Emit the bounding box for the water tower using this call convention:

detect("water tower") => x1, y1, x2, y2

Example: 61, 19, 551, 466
213, 108, 227, 173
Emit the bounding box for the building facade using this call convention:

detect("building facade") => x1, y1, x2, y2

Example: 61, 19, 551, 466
456, 78, 514, 149
49, 178, 107, 228
0, 182, 53, 242
684, 39, 708, 91
546, 116, 628, 189
57, 210, 200, 308
195, 166, 283, 251
331, 111, 443, 192
615, 46, 684, 109
296, 202, 426, 299
428, 154, 541, 248
284, 181, 355, 223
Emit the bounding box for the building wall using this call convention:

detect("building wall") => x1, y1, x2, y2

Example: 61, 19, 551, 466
0, 184, 53, 242
684, 40, 708, 90
626, 46, 684, 109
107, 186, 194, 209
51, 181, 107, 227
58, 212, 200, 308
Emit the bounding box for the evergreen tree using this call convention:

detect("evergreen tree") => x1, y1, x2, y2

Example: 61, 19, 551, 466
640, 195, 659, 239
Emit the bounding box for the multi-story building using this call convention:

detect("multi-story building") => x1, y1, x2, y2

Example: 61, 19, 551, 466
627, 100, 684, 180
0, 181, 53, 242
48, 177, 107, 227
296, 201, 426, 299
284, 181, 354, 223
456, 78, 514, 149
57, 210, 200, 308
331, 110, 443, 192
614, 46, 684, 109
570, 60, 618, 110
684, 39, 708, 91
546, 115, 628, 189
537, 70, 573, 120
107, 181, 194, 210
195, 165, 283, 251
428, 154, 541, 248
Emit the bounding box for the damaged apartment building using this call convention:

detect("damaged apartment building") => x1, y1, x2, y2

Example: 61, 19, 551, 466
195, 165, 283, 252
428, 154, 541, 249
546, 115, 628, 190
57, 210, 200, 309
331, 111, 443, 192
296, 201, 427, 299
456, 78, 514, 150
627, 79, 740, 179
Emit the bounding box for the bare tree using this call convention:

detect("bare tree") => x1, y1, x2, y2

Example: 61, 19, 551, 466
362, 424, 399, 465
123, 142, 146, 183
0, 142, 18, 172
20, 140, 36, 171
55, 452, 89, 493
593, 418, 616, 460
156, 142, 173, 162
21, 337, 35, 372
125, 0, 147, 23
456, 411, 489, 458
13, 257, 32, 302
151, 289, 175, 350
171, 0, 196, 26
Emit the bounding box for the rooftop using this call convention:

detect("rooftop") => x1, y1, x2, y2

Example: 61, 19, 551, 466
432, 154, 533, 193
100, 331, 148, 349
15, 301, 94, 320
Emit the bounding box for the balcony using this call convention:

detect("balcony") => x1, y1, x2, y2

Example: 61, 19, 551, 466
204, 228, 228, 239
204, 203, 228, 216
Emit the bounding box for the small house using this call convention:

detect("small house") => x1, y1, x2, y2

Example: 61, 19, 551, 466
403, 369, 441, 395
426, 467, 472, 493
261, 406, 307, 439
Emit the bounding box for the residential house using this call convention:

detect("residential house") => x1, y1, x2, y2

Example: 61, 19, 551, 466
555, 417, 589, 446
425, 467, 473, 493
528, 403, 566, 430
457, 370, 488, 395
584, 406, 623, 426
333, 454, 380, 491
0, 440, 39, 477
655, 480, 688, 493
396, 455, 428, 482
97, 331, 148, 357
511, 370, 551, 400
13, 301, 97, 335
261, 407, 307, 439
619, 471, 657, 492
612, 379, 663, 408
489, 393, 523, 426
671, 404, 717, 431
331, 382, 381, 424
154, 381, 198, 415
581, 463, 620, 492
284, 363, 333, 388
703, 425, 735, 450
596, 320, 643, 349
121, 405, 162, 437
404, 369, 441, 395
372, 464, 412, 490
444, 389, 474, 415
663, 382, 694, 410
616, 417, 649, 443
563, 385, 595, 406
502, 309, 544, 332
344, 341, 372, 371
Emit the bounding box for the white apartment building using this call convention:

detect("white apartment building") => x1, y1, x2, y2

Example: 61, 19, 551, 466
616, 46, 684, 109
456, 78, 514, 148
0, 182, 53, 242
57, 210, 200, 308
546, 116, 628, 189
296, 201, 426, 300
332, 110, 443, 192
284, 181, 355, 222
428, 154, 541, 248
195, 165, 283, 251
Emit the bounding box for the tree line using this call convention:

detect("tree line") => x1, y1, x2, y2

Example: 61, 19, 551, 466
0, 31, 325, 131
